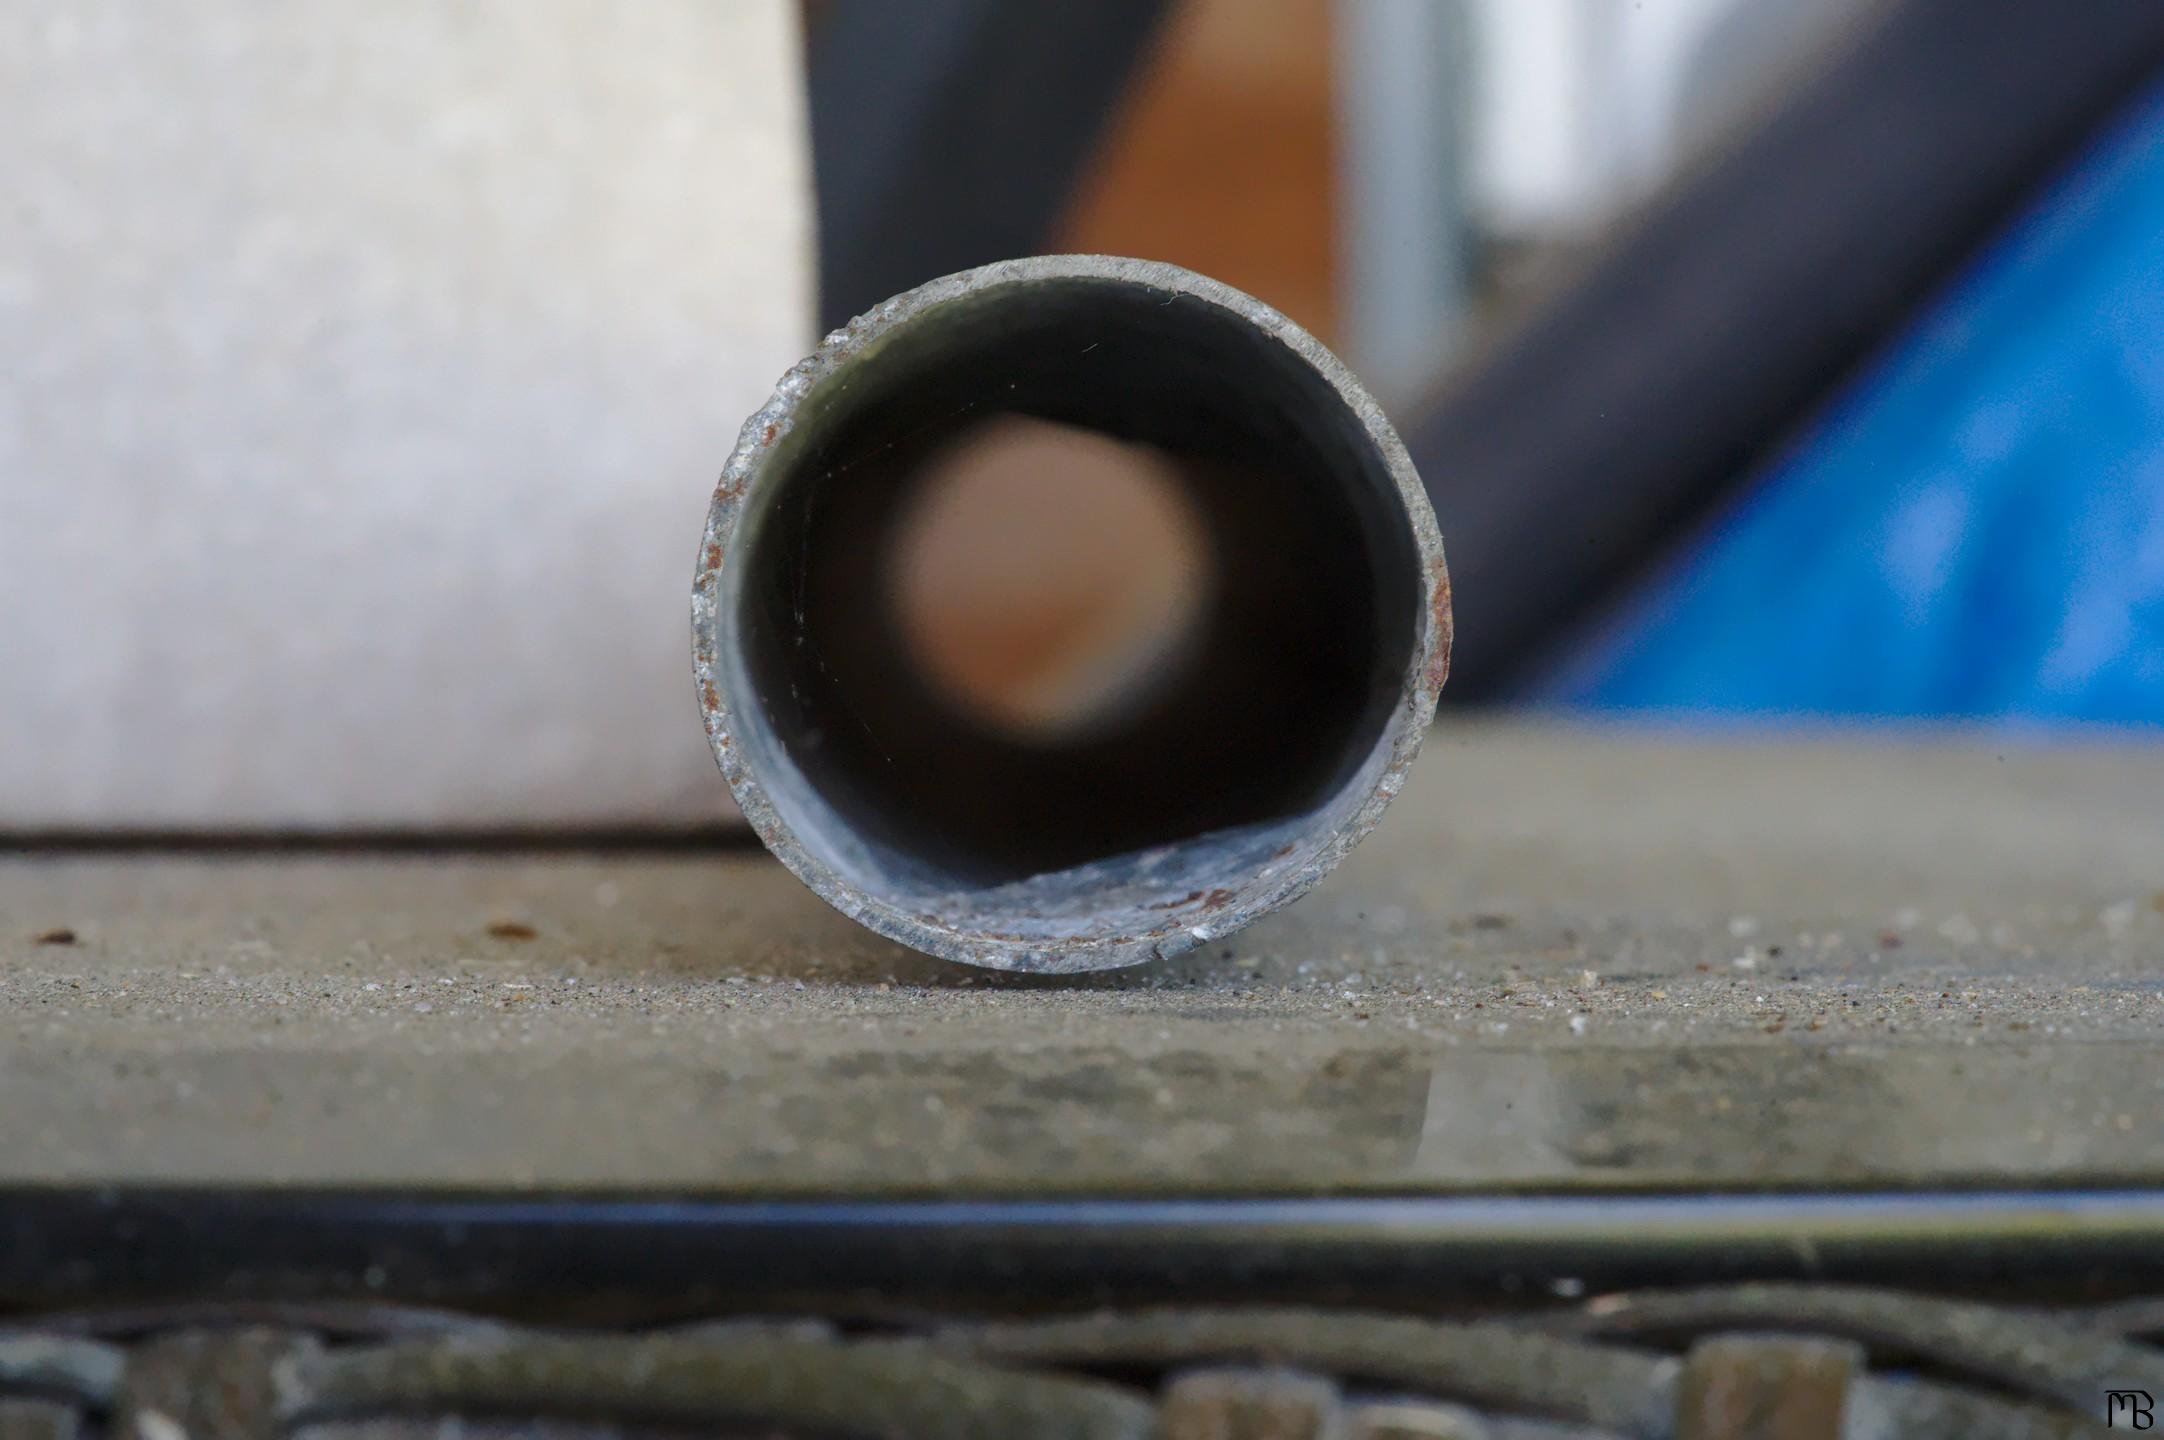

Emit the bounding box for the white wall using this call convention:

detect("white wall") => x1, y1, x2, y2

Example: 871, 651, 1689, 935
0, 1, 811, 829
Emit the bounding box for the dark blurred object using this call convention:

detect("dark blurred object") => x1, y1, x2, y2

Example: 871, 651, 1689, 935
1544, 73, 2164, 723
806, 0, 1173, 333
1412, 0, 2164, 700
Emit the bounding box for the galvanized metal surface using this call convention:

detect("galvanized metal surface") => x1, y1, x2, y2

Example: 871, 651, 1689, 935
5, 724, 2164, 1193
0, 1288, 2154, 1436
692, 255, 1450, 973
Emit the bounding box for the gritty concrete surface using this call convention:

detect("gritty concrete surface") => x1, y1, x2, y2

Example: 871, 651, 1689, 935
4, 723, 2164, 1193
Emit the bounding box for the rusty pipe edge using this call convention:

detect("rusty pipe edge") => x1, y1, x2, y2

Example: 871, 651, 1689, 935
692, 256, 1449, 973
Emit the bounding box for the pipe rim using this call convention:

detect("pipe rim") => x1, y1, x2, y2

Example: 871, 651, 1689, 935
692, 255, 1450, 972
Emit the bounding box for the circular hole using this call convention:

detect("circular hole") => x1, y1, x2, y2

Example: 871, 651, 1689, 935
886, 416, 1216, 743
729, 274, 1422, 904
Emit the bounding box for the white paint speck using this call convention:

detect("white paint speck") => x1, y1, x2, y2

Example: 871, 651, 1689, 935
137, 1412, 188, 1440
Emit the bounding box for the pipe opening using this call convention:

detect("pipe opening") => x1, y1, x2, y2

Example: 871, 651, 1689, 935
720, 271, 1426, 955
889, 415, 1217, 744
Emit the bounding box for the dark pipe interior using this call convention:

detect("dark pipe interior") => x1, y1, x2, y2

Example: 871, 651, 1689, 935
736, 277, 1420, 896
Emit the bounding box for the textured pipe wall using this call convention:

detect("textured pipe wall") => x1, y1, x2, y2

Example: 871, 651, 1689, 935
696, 258, 1448, 971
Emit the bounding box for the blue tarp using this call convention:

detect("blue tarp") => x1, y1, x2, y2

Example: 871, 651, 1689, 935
1542, 78, 2164, 726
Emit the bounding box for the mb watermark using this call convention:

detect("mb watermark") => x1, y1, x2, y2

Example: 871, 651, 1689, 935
2110, 1390, 2155, 1428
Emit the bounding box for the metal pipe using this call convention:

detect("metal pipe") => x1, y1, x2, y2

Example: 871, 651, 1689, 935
692, 256, 1449, 972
